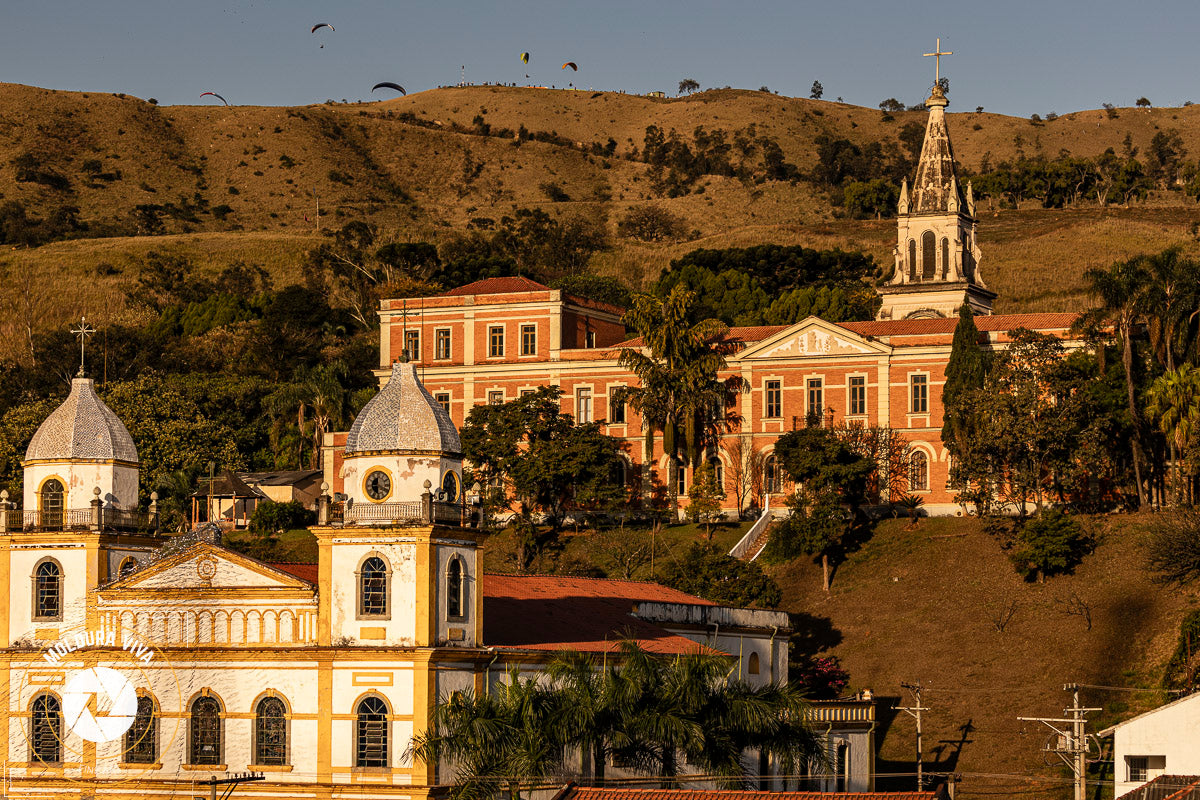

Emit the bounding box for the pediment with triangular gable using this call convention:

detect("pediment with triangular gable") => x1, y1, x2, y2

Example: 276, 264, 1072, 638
104, 541, 314, 593
732, 317, 890, 361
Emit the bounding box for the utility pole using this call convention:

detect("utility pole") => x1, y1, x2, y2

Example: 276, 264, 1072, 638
200, 772, 264, 800
1018, 683, 1100, 800
896, 681, 930, 790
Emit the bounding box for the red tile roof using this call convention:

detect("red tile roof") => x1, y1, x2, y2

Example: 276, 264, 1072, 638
482, 573, 716, 655
1117, 776, 1200, 800
615, 325, 790, 349
556, 788, 937, 800
267, 562, 319, 585
839, 312, 1080, 337
441, 277, 551, 296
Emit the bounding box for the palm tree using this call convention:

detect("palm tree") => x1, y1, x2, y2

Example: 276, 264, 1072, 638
619, 286, 732, 518
1147, 364, 1200, 504
1081, 256, 1153, 506
1143, 248, 1200, 372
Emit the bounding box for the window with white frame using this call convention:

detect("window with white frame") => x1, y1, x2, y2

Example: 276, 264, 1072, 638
488, 391, 504, 405
807, 378, 824, 422
909, 450, 929, 492
910, 374, 929, 413
520, 324, 537, 356
1127, 757, 1148, 783
488, 326, 505, 358
435, 329, 452, 360
576, 387, 593, 423
586, 330, 597, 348
849, 376, 867, 416
765, 380, 782, 419
434, 392, 451, 414
609, 388, 626, 424
404, 330, 420, 361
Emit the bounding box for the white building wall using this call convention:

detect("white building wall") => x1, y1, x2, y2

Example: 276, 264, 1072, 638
23, 461, 138, 511
329, 539, 419, 645
1111, 694, 1200, 796
7, 543, 90, 644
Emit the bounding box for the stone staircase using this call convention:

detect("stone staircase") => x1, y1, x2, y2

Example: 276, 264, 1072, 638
741, 521, 774, 561
728, 498, 775, 562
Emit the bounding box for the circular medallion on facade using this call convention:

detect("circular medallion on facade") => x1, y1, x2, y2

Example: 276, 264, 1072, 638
365, 469, 391, 501
196, 556, 217, 581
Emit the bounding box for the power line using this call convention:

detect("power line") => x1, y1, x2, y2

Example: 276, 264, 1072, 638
1017, 683, 1101, 800
896, 680, 931, 791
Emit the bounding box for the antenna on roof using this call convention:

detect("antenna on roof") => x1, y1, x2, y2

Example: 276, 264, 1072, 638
70, 316, 96, 377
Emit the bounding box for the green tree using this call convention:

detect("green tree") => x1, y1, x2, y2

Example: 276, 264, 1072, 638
1147, 510, 1200, 585
686, 462, 724, 539
660, 543, 781, 607
249, 500, 316, 534
842, 179, 899, 219
1146, 364, 1200, 504
618, 286, 734, 516
1081, 256, 1153, 506
810, 80, 823, 100
941, 304, 992, 509
772, 424, 873, 506
762, 487, 847, 591
1009, 509, 1093, 582
678, 78, 700, 96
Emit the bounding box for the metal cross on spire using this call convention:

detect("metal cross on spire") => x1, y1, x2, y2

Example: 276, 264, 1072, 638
70, 316, 95, 376
923, 38, 953, 85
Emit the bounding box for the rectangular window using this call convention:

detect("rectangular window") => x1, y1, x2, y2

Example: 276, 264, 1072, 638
435, 329, 452, 360
609, 388, 626, 424
404, 330, 420, 361
911, 374, 929, 413
765, 380, 782, 419
576, 388, 592, 423
1127, 757, 1148, 783
434, 392, 451, 414
586, 331, 597, 348
807, 378, 823, 422
849, 376, 867, 416
520, 389, 536, 398
520, 324, 537, 356
488, 326, 505, 358
488, 391, 504, 405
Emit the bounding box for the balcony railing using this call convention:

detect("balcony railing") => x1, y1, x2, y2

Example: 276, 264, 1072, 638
0, 506, 159, 534
327, 499, 468, 528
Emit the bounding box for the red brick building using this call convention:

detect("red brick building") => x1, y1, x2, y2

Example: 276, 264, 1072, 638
322, 86, 1083, 517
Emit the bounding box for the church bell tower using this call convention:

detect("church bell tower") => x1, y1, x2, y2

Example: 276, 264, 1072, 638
878, 44, 996, 320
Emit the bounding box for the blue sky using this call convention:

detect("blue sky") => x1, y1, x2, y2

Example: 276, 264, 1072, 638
0, 0, 1195, 115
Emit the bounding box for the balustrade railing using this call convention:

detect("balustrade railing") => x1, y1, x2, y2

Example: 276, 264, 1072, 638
330, 499, 466, 527
0, 506, 158, 534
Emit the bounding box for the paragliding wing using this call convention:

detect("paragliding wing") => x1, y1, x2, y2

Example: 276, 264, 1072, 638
521, 52, 530, 64
311, 23, 334, 33
561, 62, 578, 71
371, 82, 407, 95
200, 92, 228, 105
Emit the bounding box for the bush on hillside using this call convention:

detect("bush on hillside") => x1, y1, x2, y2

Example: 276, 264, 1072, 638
1147, 509, 1200, 584
1009, 509, 1093, 582
659, 543, 781, 608
617, 205, 686, 242
249, 500, 316, 535
1163, 609, 1200, 691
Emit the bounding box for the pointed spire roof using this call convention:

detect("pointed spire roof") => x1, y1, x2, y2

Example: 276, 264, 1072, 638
345, 361, 461, 455
909, 85, 968, 215
25, 376, 138, 463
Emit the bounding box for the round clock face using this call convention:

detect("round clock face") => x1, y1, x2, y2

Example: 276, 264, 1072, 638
365, 470, 391, 501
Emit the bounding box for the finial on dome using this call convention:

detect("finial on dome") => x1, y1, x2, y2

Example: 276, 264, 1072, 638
70, 316, 96, 378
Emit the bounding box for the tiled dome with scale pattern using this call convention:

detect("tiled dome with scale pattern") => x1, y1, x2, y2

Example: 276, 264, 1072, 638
345, 361, 461, 455
25, 376, 138, 463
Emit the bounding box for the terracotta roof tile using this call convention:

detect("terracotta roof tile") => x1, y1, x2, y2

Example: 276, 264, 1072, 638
616, 325, 789, 349
267, 562, 319, 585
558, 788, 937, 800
482, 574, 716, 654
441, 277, 551, 296
1116, 776, 1200, 800
839, 312, 1080, 337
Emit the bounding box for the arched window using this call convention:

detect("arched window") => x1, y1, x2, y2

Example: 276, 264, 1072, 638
30, 694, 61, 764
189, 696, 222, 765
124, 695, 157, 764
907, 239, 917, 281
610, 459, 628, 487
941, 237, 950, 279
358, 556, 388, 618
119, 557, 139, 579
254, 696, 288, 766
835, 741, 850, 793
355, 696, 389, 768
765, 456, 783, 495
710, 459, 725, 493
33, 559, 62, 621
921, 231, 936, 280
676, 459, 688, 496
446, 557, 467, 619
441, 471, 460, 503
748, 652, 760, 675
909, 451, 929, 492
39, 478, 64, 529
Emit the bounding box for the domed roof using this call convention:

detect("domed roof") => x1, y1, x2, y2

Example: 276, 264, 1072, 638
345, 361, 461, 455
25, 376, 138, 463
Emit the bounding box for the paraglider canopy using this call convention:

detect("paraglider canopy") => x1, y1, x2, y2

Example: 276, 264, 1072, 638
311, 23, 334, 33
200, 92, 228, 105
371, 82, 406, 95
520, 52, 530, 64
561, 62, 578, 71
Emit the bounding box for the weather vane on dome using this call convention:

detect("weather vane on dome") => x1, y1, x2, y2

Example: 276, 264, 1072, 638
924, 37, 952, 88
70, 316, 95, 376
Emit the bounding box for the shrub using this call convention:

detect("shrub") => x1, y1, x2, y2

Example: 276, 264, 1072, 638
1147, 510, 1200, 584
790, 654, 850, 699
1009, 509, 1093, 582
211, 204, 234, 220
539, 181, 570, 202
617, 204, 685, 242
660, 543, 781, 608
1162, 610, 1200, 690
249, 500, 315, 534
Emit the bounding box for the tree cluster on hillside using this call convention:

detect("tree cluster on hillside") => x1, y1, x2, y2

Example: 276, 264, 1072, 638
639, 123, 801, 197
652, 244, 880, 327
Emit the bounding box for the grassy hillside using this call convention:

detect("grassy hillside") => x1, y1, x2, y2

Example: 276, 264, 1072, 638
775, 513, 1193, 799
3, 81, 1200, 360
